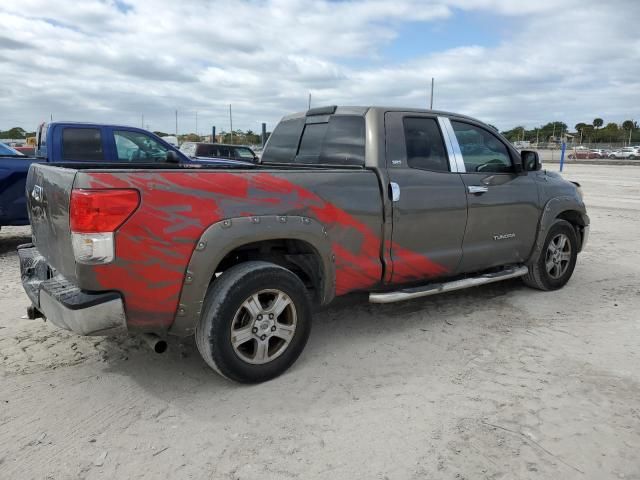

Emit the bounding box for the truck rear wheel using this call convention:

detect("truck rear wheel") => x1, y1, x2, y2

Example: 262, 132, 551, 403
195, 261, 312, 383
523, 219, 578, 291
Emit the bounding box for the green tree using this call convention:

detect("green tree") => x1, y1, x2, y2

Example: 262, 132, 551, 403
593, 118, 603, 129
622, 120, 634, 131
0, 127, 27, 139
574, 122, 587, 133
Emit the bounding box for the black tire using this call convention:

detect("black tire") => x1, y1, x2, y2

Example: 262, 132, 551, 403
523, 219, 578, 291
195, 261, 312, 383
630, 155, 637, 160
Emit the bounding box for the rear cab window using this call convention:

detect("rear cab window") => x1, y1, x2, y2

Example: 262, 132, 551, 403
262, 115, 365, 167
403, 117, 449, 172
61, 128, 104, 162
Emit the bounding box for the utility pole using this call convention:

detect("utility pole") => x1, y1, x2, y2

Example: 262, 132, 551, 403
141, 113, 144, 129
430, 77, 434, 109
308, 93, 311, 110
195, 111, 198, 137
175, 110, 178, 137
229, 104, 233, 144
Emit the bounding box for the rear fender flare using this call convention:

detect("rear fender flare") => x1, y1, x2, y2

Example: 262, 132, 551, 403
169, 215, 335, 336
528, 196, 589, 264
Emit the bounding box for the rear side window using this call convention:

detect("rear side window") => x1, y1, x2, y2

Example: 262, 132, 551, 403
403, 117, 449, 172
61, 128, 104, 162
261, 118, 305, 163
296, 115, 365, 166
196, 144, 218, 157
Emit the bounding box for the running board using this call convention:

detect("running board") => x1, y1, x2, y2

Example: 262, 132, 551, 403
369, 266, 529, 304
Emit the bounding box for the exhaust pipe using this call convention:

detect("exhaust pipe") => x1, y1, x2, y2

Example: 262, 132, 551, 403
141, 333, 168, 354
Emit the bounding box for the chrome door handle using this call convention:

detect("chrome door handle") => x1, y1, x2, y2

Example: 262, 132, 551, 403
390, 182, 400, 202
468, 185, 489, 194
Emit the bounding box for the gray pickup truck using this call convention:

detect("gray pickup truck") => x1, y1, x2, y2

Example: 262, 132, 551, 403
19, 106, 589, 383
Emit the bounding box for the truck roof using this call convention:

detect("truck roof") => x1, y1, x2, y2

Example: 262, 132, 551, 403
282, 106, 482, 124
45, 121, 150, 130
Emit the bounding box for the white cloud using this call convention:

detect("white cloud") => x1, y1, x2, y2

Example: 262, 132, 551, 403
0, 0, 638, 133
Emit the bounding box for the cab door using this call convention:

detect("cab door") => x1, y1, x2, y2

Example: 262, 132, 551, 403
444, 118, 540, 273
385, 112, 468, 284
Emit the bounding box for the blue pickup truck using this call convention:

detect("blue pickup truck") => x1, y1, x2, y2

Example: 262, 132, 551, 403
0, 122, 251, 229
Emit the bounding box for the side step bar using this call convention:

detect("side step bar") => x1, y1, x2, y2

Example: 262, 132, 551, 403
369, 266, 529, 304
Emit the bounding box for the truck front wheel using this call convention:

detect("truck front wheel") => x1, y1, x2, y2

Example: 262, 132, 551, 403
523, 219, 578, 291
195, 261, 312, 383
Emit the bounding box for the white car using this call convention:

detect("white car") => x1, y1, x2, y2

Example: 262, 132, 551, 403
609, 147, 639, 159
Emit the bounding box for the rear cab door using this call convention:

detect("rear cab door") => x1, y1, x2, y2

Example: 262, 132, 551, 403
442, 117, 540, 272
384, 111, 468, 284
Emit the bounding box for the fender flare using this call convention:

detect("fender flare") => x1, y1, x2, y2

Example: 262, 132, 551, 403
169, 215, 335, 336
528, 196, 589, 264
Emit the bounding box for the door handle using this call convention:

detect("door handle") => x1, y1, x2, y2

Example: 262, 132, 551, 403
390, 182, 400, 202
468, 185, 489, 194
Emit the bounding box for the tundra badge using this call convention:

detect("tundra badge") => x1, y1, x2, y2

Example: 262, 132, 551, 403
494, 233, 516, 240
31, 185, 43, 202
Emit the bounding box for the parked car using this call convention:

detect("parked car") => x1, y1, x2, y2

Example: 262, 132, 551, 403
0, 142, 32, 227
568, 150, 601, 159
0, 142, 24, 156
0, 122, 252, 229
609, 147, 639, 159
589, 149, 609, 157
19, 106, 589, 383
180, 142, 259, 163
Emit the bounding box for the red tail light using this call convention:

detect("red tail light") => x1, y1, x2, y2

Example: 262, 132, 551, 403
70, 189, 139, 233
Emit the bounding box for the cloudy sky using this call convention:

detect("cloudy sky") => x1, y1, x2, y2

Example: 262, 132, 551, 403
1, 0, 639, 134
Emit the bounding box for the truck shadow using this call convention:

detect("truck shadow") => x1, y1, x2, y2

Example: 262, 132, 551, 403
0, 231, 31, 255
98, 278, 532, 399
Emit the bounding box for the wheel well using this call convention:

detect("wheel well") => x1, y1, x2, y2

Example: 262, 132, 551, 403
556, 210, 586, 245
214, 239, 323, 302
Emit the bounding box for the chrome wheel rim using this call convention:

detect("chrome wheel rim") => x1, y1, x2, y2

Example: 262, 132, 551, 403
545, 233, 572, 279
230, 289, 297, 365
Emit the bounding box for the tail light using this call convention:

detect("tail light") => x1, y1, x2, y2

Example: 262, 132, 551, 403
70, 189, 139, 264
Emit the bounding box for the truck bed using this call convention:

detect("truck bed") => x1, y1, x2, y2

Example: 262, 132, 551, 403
26, 163, 385, 331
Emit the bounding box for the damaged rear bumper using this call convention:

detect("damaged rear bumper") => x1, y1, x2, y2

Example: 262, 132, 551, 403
18, 245, 127, 336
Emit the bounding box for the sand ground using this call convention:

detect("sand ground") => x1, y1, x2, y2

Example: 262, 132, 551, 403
0, 164, 638, 479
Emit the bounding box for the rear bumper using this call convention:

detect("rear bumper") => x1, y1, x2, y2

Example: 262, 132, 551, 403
18, 245, 127, 336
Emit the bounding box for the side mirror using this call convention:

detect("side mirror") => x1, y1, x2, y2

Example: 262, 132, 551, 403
166, 150, 180, 163
521, 150, 541, 172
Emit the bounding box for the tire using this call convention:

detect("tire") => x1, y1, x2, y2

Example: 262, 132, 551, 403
523, 219, 578, 291
630, 155, 636, 160
195, 261, 312, 383
568, 154, 575, 159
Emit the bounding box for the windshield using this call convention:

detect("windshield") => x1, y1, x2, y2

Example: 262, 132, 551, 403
0, 142, 24, 156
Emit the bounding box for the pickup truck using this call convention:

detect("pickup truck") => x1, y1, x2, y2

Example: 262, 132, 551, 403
18, 106, 590, 383
1, 122, 248, 229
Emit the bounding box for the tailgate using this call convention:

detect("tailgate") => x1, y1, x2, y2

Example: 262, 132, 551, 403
26, 164, 79, 281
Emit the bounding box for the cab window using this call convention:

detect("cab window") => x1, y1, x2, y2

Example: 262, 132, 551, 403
233, 147, 256, 160
114, 130, 168, 162
451, 121, 513, 173
403, 117, 449, 172
62, 128, 104, 162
